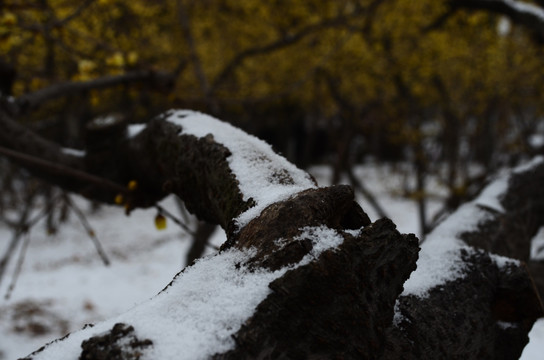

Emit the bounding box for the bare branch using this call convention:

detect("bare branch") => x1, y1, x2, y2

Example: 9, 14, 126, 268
11, 70, 176, 115
18, 0, 96, 33
176, 1, 210, 94
209, 11, 363, 95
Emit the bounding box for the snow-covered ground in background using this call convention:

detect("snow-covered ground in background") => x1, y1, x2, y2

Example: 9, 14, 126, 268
0, 164, 542, 359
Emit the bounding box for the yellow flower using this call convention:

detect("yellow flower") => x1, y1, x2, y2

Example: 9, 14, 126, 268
127, 180, 138, 191
114, 194, 124, 205
127, 51, 139, 66
78, 59, 96, 74
155, 214, 167, 230
1, 12, 17, 27
106, 52, 125, 67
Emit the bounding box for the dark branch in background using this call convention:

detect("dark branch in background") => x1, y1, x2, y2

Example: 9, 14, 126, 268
320, 69, 389, 219
64, 195, 110, 266
450, 0, 544, 36
0, 186, 39, 287
176, 0, 218, 113
209, 9, 365, 95
7, 70, 177, 116
18, 0, 95, 33
0, 145, 128, 195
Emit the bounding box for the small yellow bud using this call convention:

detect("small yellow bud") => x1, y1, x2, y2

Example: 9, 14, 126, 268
127, 51, 138, 66
155, 214, 167, 230
114, 193, 124, 204
106, 52, 125, 68
78, 59, 96, 74
90, 92, 100, 106
1, 12, 17, 26
127, 180, 138, 191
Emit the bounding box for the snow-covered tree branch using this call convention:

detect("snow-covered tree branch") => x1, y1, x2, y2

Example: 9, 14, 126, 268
0, 108, 542, 359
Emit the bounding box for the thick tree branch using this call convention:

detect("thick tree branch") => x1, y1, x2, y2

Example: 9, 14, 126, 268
19, 0, 96, 33
209, 10, 365, 95
3, 109, 542, 359
389, 158, 544, 359
7, 70, 176, 116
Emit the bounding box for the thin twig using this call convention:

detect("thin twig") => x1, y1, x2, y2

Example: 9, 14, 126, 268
156, 204, 195, 236
346, 167, 389, 219
0, 145, 128, 195
209, 9, 363, 94
64, 195, 110, 266
14, 70, 175, 115
4, 232, 31, 300
0, 189, 37, 286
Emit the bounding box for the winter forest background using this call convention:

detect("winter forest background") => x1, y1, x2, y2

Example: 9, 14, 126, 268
2, 0, 544, 359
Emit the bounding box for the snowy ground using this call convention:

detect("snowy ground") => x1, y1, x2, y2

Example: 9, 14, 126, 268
0, 164, 542, 359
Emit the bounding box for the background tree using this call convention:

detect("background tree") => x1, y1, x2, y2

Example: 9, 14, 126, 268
2, 0, 544, 275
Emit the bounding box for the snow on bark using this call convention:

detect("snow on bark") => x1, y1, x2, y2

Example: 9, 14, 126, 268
504, 0, 544, 20
22, 225, 348, 360
388, 157, 544, 359
402, 158, 544, 298
165, 110, 317, 228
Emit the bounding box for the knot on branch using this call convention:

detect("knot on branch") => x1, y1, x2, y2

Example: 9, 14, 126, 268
215, 218, 419, 359
224, 185, 371, 270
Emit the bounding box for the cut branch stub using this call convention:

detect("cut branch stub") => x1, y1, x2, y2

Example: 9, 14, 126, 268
215, 218, 419, 359
227, 185, 371, 270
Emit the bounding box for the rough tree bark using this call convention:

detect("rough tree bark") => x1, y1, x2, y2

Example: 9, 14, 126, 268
0, 109, 542, 359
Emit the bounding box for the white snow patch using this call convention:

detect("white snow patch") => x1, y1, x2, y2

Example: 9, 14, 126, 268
165, 110, 317, 228
61, 147, 86, 157
513, 155, 544, 174
497, 321, 518, 330
26, 224, 343, 360
29, 248, 283, 360
127, 124, 146, 138
402, 159, 533, 297
505, 0, 544, 22
296, 225, 344, 263
521, 318, 544, 360
497, 16, 511, 36
491, 253, 519, 268
529, 134, 544, 148
393, 300, 406, 327
531, 227, 544, 261
474, 175, 508, 213
92, 115, 118, 127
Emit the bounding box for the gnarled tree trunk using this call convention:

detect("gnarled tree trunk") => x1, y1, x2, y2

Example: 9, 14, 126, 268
1, 109, 542, 359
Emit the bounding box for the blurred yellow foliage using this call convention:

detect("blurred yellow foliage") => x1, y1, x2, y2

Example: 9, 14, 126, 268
3, 0, 544, 153
78, 59, 97, 74
106, 52, 125, 68
1, 12, 17, 26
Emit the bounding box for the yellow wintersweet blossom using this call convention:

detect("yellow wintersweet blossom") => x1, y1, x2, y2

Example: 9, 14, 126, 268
127, 180, 138, 191
114, 194, 124, 205
1, 12, 17, 27
127, 51, 139, 66
106, 52, 125, 68
154, 214, 167, 230
78, 59, 97, 74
